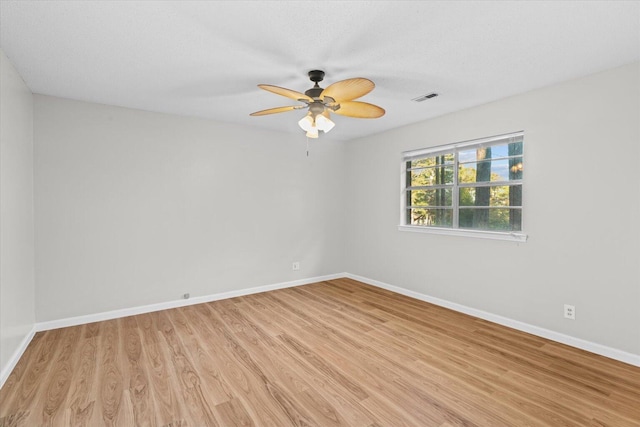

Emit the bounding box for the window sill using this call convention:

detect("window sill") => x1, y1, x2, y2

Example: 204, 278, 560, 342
397, 225, 528, 242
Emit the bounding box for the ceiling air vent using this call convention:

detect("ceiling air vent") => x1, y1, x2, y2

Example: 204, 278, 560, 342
412, 93, 439, 102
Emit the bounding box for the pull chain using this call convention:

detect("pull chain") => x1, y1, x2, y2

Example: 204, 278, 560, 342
306, 136, 310, 157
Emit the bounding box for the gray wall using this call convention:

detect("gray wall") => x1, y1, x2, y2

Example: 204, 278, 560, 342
345, 62, 640, 355
34, 96, 346, 321
0, 50, 35, 373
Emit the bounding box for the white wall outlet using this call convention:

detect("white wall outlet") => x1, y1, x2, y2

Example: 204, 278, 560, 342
564, 304, 575, 320
292, 261, 300, 271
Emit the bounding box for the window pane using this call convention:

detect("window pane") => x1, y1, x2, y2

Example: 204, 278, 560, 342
507, 140, 523, 156
409, 188, 452, 207
403, 133, 524, 235
459, 146, 490, 163
408, 208, 453, 227
410, 153, 454, 169
410, 166, 454, 186
509, 158, 523, 179
459, 208, 522, 231
458, 158, 523, 183
459, 185, 522, 207
459, 140, 523, 163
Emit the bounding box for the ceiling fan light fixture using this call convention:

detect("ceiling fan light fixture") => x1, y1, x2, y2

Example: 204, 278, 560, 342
252, 70, 384, 139
298, 114, 314, 132
315, 114, 335, 133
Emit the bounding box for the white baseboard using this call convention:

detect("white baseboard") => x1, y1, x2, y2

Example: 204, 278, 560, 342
0, 325, 37, 389
35, 273, 344, 332
345, 273, 640, 367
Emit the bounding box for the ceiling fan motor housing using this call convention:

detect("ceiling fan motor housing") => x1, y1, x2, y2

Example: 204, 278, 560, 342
309, 102, 325, 115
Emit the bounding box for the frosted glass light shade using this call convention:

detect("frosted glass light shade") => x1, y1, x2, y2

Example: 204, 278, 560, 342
298, 114, 314, 132
315, 114, 335, 132
306, 128, 319, 138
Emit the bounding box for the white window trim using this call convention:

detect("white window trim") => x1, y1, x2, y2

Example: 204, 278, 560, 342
397, 225, 528, 242
399, 131, 528, 242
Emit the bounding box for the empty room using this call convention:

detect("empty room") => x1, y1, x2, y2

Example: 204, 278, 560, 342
1, 1, 639, 426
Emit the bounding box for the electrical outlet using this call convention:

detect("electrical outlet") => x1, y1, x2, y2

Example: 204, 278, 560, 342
292, 261, 300, 271
183, 293, 190, 299
564, 304, 575, 320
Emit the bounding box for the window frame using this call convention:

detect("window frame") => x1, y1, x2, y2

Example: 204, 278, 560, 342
398, 131, 528, 242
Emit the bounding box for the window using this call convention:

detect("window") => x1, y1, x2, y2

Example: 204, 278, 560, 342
399, 131, 527, 242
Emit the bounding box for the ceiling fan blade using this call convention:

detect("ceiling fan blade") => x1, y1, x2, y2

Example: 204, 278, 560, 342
257, 84, 313, 102
250, 106, 303, 116
332, 101, 385, 118
321, 78, 375, 102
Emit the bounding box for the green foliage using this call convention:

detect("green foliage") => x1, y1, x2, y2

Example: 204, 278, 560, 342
408, 153, 520, 230
408, 155, 453, 226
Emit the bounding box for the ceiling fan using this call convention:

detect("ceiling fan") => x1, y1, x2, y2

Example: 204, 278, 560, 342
250, 70, 385, 138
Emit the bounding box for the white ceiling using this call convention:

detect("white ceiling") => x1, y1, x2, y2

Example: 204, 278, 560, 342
1, 1, 639, 141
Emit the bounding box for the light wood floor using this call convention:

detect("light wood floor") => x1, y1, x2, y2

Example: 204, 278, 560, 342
1, 279, 639, 426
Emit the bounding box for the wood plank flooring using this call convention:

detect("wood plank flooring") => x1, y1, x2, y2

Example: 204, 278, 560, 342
1, 278, 639, 426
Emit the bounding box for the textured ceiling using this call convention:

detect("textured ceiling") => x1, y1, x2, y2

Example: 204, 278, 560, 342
1, 1, 639, 141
